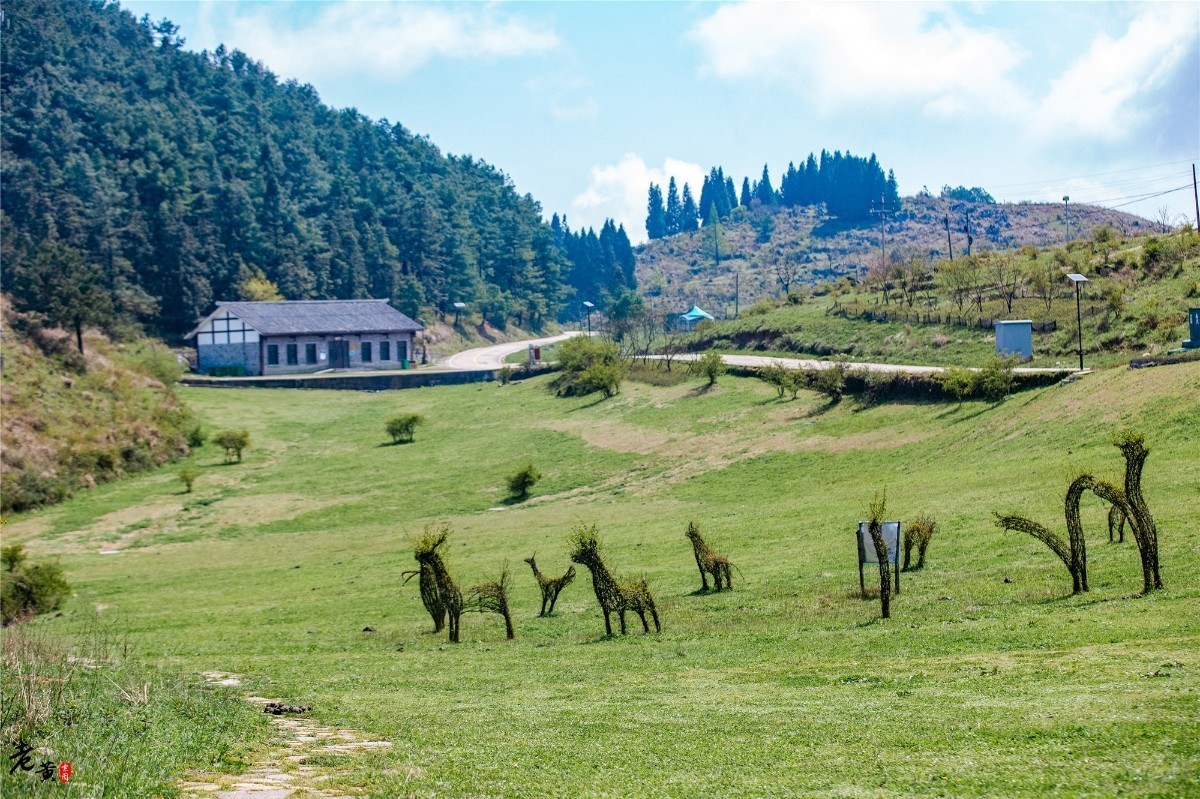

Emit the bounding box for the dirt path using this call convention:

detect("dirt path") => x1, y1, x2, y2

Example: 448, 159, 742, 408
179, 672, 416, 799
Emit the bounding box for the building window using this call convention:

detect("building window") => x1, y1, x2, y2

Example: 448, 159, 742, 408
398, 341, 408, 362
286, 344, 298, 365
380, 341, 390, 361
362, 341, 373, 362
306, 343, 317, 364
267, 344, 279, 365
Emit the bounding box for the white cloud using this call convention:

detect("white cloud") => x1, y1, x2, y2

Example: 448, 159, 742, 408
218, 1, 560, 81
1032, 5, 1199, 142
689, 2, 1025, 116
571, 154, 706, 243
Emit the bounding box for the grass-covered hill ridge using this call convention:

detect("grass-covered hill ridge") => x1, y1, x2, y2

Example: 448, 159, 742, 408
4, 357, 1198, 797
640, 193, 1159, 314
0, 296, 195, 513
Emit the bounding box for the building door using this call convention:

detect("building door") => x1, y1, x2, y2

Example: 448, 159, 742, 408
329, 340, 350, 369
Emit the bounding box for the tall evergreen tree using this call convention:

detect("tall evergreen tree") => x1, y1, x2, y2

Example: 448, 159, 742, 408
665, 177, 681, 237
740, 177, 752, 208
680, 183, 699, 232
756, 164, 775, 205
646, 183, 666, 240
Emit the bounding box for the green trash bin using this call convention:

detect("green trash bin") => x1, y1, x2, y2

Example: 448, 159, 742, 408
401, 359, 409, 370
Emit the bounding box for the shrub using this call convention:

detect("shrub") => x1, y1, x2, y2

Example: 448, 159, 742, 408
507, 464, 541, 501
812, 362, 848, 403
212, 429, 250, 463
937, 366, 974, 405
497, 365, 515, 385
186, 425, 207, 449
178, 467, 200, 493
385, 413, 425, 444
758, 361, 790, 398
744, 298, 777, 316
975, 356, 1017, 402
1, 545, 70, 625
580, 361, 626, 398
690, 351, 726, 386
550, 336, 627, 398
902, 516, 937, 571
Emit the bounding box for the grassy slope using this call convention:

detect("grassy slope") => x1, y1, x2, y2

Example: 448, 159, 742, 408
638, 197, 1154, 314
678, 233, 1199, 370
6, 363, 1200, 798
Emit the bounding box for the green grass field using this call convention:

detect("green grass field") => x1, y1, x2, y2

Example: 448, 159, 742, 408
6, 362, 1200, 798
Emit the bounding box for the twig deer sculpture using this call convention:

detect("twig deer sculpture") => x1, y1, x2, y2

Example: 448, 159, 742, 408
523, 554, 575, 617
568, 523, 660, 636
684, 521, 734, 591
406, 524, 463, 643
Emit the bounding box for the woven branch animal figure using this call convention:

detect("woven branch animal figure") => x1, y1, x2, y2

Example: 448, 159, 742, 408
568, 523, 660, 636
467, 564, 516, 640
995, 474, 1092, 594
411, 524, 463, 643
523, 554, 576, 617
684, 521, 734, 591
996, 430, 1161, 595
1107, 505, 1126, 543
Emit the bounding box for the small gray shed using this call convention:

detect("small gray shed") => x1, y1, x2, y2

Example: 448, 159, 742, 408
185, 300, 423, 376
994, 320, 1033, 361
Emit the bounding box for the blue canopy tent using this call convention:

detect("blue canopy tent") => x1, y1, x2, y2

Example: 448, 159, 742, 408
679, 305, 714, 330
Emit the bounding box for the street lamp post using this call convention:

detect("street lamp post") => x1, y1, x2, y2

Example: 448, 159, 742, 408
453, 301, 466, 329
1067, 273, 1088, 371
582, 301, 594, 335
1063, 196, 1071, 245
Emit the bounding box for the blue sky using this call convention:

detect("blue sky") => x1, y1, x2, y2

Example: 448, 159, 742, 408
120, 1, 1199, 242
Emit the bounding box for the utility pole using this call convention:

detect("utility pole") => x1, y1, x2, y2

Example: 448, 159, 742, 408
1063, 195, 1071, 245
870, 193, 896, 270
1192, 164, 1198, 232
962, 210, 974, 256
943, 215, 954, 261
734, 270, 740, 318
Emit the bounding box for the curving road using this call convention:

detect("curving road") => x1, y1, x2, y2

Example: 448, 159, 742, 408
440, 331, 582, 370
653, 353, 1071, 375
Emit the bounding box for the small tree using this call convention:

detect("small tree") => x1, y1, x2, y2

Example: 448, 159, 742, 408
865, 490, 892, 619
507, 464, 541, 501
759, 361, 790, 398
497, 365, 515, 385
690, 351, 726, 386
385, 413, 425, 444
186, 425, 207, 449
902, 516, 937, 571
213, 430, 250, 463
1, 545, 70, 625
178, 467, 200, 493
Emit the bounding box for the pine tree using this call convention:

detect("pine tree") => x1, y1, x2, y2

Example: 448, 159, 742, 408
646, 183, 666, 240
740, 177, 752, 208
756, 164, 775, 205
665, 177, 681, 237
680, 184, 699, 232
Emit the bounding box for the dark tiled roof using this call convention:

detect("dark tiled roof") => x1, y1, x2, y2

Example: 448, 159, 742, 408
210, 300, 422, 336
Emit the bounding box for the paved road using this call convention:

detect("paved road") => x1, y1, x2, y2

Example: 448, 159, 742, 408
440, 332, 582, 370
654, 353, 1071, 375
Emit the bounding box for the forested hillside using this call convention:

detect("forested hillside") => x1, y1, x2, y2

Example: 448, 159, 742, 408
1, 0, 583, 335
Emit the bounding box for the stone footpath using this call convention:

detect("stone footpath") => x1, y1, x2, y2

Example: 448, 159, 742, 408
178, 672, 417, 799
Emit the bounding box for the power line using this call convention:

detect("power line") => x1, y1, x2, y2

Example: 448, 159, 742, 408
983, 159, 1196, 191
